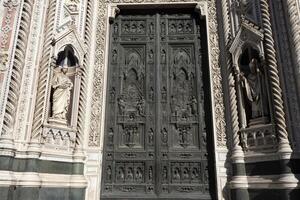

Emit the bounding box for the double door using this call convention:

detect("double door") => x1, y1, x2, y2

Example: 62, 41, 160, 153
101, 9, 213, 200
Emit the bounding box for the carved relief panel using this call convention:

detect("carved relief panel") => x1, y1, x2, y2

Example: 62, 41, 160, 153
102, 10, 212, 199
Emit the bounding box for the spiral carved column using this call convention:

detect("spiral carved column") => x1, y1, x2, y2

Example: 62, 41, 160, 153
260, 0, 291, 152
30, 0, 57, 143
76, 0, 94, 148
1, 0, 34, 148
285, 0, 300, 99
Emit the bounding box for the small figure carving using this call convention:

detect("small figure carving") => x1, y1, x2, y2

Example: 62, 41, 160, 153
191, 168, 199, 180
162, 87, 167, 102
170, 95, 178, 116
112, 49, 117, 63
161, 49, 166, 64
149, 22, 154, 34
114, 23, 118, 34
127, 167, 134, 181
161, 128, 168, 143
169, 23, 176, 33
117, 167, 125, 180
137, 23, 145, 33
108, 128, 114, 144
148, 49, 154, 62
182, 168, 189, 180
162, 166, 168, 181
178, 23, 183, 33
51, 67, 73, 121
124, 23, 130, 33
173, 168, 181, 180
161, 22, 166, 34
110, 87, 115, 101
148, 128, 154, 145
149, 166, 153, 181
136, 96, 145, 115
135, 167, 143, 181
179, 127, 189, 145
106, 166, 112, 181
118, 96, 126, 115
149, 87, 154, 101
125, 127, 135, 145
131, 23, 137, 33
189, 96, 197, 115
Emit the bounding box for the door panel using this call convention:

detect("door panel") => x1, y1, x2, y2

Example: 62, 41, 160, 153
101, 10, 212, 200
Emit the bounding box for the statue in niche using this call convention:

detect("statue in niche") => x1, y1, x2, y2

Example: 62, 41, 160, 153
137, 23, 144, 33
148, 128, 154, 145
114, 23, 118, 34
149, 87, 154, 101
148, 49, 154, 62
149, 166, 153, 181
188, 96, 197, 115
127, 167, 134, 181
161, 49, 166, 64
135, 167, 143, 181
161, 128, 168, 143
149, 22, 154, 34
162, 166, 168, 180
136, 96, 145, 115
106, 166, 112, 181
162, 87, 167, 102
182, 168, 189, 180
108, 128, 114, 144
161, 22, 166, 34
118, 96, 126, 115
125, 127, 135, 145
173, 168, 181, 180
112, 49, 117, 63
191, 168, 199, 180
170, 95, 179, 116
131, 24, 137, 33
110, 87, 115, 101
123, 23, 130, 33
51, 66, 73, 121
179, 127, 189, 146
238, 58, 269, 126
117, 167, 125, 180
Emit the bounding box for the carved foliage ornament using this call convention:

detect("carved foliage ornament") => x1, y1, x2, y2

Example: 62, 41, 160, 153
90, 0, 226, 147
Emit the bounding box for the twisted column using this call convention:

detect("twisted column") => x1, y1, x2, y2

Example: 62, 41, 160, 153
75, 0, 94, 148
260, 0, 291, 152
1, 0, 34, 147
285, 0, 300, 98
30, 0, 56, 142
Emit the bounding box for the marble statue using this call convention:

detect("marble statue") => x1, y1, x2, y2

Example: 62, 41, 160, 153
51, 67, 73, 121
239, 58, 267, 121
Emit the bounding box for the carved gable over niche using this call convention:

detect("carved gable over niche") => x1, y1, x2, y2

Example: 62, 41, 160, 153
54, 27, 86, 64
229, 20, 264, 61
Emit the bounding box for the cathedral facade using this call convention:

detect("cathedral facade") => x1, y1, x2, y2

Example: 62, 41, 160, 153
0, 0, 300, 200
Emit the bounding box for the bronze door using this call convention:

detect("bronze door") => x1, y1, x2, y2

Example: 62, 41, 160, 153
101, 9, 214, 200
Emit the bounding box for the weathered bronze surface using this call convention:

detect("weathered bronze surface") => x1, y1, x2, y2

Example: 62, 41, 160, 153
101, 9, 213, 199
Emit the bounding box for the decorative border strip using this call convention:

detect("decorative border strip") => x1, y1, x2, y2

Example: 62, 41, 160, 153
89, 0, 226, 148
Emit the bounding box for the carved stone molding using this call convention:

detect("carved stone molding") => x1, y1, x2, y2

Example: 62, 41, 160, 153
89, 0, 226, 149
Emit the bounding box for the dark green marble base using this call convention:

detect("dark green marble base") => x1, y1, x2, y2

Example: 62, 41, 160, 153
231, 188, 300, 200
0, 187, 85, 200
0, 156, 84, 175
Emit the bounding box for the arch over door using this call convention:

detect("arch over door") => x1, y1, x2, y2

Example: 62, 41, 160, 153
101, 9, 214, 200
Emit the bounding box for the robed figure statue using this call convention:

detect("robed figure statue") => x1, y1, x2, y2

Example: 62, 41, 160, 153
238, 58, 269, 127
51, 67, 73, 121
